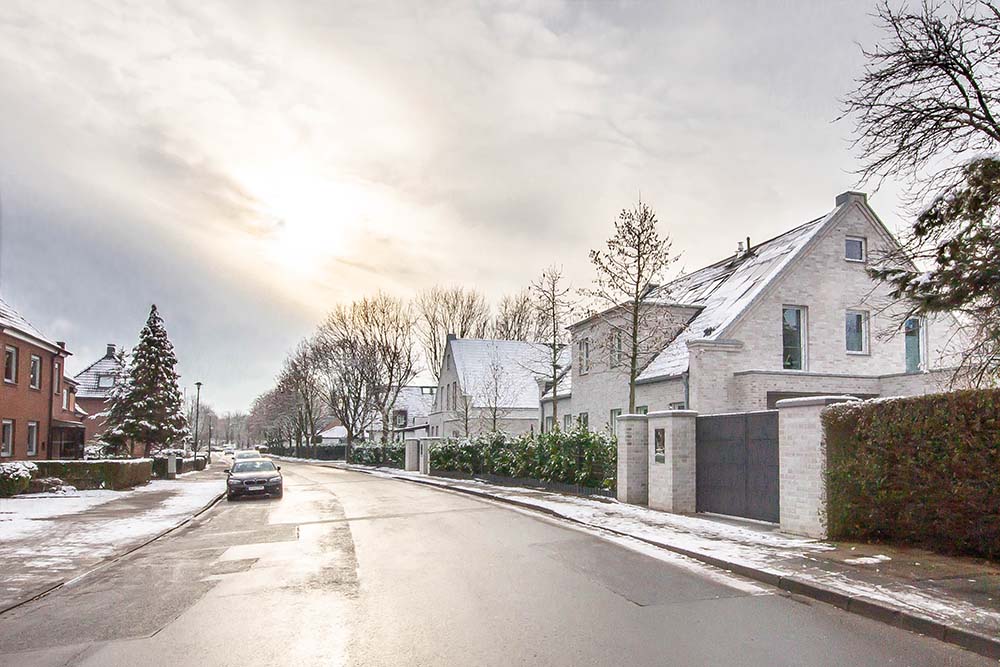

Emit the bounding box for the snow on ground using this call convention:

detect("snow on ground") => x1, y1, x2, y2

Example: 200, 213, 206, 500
0, 490, 121, 540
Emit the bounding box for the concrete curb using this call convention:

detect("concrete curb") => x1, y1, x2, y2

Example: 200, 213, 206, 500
0, 488, 225, 617
330, 462, 1000, 661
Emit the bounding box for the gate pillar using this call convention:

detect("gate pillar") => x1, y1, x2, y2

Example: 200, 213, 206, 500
616, 414, 649, 504
647, 410, 697, 513
776, 396, 857, 538
404, 439, 420, 472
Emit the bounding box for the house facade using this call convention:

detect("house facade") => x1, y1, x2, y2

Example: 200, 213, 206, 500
428, 337, 558, 438
0, 294, 73, 461
73, 343, 123, 444
50, 376, 87, 459
364, 385, 437, 442
542, 191, 965, 432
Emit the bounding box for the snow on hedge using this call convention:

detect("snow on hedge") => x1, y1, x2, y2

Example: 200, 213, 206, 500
0, 461, 37, 481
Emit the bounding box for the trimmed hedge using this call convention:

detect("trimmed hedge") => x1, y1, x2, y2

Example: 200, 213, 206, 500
430, 427, 616, 490
351, 445, 404, 468
0, 461, 36, 497
34, 459, 152, 490
151, 456, 207, 478
823, 389, 1000, 560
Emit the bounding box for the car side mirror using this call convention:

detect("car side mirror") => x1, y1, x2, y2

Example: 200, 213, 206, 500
224, 469, 230, 474
276, 466, 281, 471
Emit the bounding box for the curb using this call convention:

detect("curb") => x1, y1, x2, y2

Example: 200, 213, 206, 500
0, 487, 225, 617
330, 462, 1000, 661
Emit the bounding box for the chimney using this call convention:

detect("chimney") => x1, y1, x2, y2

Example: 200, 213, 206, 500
446, 333, 456, 342
56, 341, 65, 349
835, 191, 868, 207
736, 240, 745, 256
106, 343, 116, 358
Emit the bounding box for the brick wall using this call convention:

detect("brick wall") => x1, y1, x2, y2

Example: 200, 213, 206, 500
0, 332, 58, 460
615, 414, 648, 504
646, 410, 697, 513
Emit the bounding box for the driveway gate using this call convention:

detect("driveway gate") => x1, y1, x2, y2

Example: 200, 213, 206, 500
695, 410, 779, 523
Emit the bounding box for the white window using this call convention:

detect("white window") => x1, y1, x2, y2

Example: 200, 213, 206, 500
578, 412, 589, 428
905, 317, 925, 373
845, 310, 869, 354
4, 345, 17, 383
782, 306, 807, 370
668, 401, 686, 410
609, 408, 622, 431
610, 330, 624, 368
845, 236, 866, 262
636, 405, 649, 415
1, 420, 12, 457
26, 421, 38, 456
544, 416, 554, 433
564, 414, 573, 430
29, 355, 41, 389
53, 361, 61, 395
578, 339, 590, 374
62, 388, 69, 411
97, 374, 115, 388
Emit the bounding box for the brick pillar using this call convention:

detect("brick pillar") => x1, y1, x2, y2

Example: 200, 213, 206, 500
418, 438, 435, 475
646, 410, 697, 513
404, 438, 420, 471
776, 396, 857, 538
616, 414, 649, 505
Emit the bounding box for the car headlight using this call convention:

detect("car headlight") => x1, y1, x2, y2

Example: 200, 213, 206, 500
227, 479, 241, 487
267, 478, 281, 485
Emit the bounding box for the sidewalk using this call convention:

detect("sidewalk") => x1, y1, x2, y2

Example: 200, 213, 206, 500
330, 462, 1000, 659
0, 462, 226, 613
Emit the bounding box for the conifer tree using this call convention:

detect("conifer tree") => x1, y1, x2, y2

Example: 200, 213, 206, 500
97, 347, 132, 456
105, 305, 189, 456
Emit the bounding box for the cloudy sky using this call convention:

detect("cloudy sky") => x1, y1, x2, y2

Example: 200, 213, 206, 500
0, 1, 905, 412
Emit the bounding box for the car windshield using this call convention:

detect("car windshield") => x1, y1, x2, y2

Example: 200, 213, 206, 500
234, 452, 258, 458
232, 461, 276, 473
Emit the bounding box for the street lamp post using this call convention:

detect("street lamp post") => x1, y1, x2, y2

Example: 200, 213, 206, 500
194, 381, 202, 461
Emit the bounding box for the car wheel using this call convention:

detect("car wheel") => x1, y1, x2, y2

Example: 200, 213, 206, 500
226, 494, 235, 502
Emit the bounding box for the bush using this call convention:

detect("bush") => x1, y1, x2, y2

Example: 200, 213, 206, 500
350, 444, 404, 468
823, 389, 1000, 560
0, 461, 37, 497
34, 459, 152, 490
428, 427, 616, 490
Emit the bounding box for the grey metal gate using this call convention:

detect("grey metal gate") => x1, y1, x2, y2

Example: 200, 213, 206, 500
695, 410, 779, 523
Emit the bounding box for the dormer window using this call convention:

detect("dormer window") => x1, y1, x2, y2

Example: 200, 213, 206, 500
97, 374, 115, 389
845, 236, 866, 262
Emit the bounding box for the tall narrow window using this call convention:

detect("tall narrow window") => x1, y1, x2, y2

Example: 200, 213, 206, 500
845, 310, 869, 354
4, 346, 17, 383
26, 421, 38, 456
609, 408, 622, 431
544, 416, 554, 433
564, 414, 573, 430
578, 339, 591, 374
905, 317, 923, 373
1, 419, 12, 457
782, 306, 806, 370
53, 361, 61, 395
578, 412, 589, 428
62, 388, 69, 411
29, 355, 41, 389
610, 330, 624, 367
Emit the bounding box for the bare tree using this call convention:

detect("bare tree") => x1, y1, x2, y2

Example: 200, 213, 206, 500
415, 286, 491, 381
530, 266, 574, 426
315, 304, 382, 456
586, 199, 680, 412
843, 0, 1000, 384
475, 350, 516, 433
279, 339, 325, 458
491, 290, 541, 341
360, 293, 419, 443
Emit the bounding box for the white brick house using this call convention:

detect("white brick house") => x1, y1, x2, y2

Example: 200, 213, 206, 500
428, 336, 563, 438
542, 191, 965, 431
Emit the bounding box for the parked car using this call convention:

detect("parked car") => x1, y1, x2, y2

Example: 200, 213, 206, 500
226, 459, 283, 501
223, 448, 234, 456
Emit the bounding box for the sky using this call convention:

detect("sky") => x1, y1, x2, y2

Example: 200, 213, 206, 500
0, 0, 907, 412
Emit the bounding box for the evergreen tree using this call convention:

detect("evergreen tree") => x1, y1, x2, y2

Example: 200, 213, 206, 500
97, 347, 133, 456
106, 305, 189, 456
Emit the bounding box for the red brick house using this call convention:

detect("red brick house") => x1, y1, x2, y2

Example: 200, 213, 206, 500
0, 294, 76, 461
73, 343, 122, 445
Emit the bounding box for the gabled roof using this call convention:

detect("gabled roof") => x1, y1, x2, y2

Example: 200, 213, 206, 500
0, 293, 62, 352
319, 424, 348, 440
74, 349, 123, 399
367, 385, 437, 433
636, 202, 845, 382
451, 338, 560, 409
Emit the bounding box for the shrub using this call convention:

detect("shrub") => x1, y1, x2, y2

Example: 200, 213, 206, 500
0, 461, 37, 497
34, 459, 152, 490
823, 389, 1000, 560
350, 444, 404, 468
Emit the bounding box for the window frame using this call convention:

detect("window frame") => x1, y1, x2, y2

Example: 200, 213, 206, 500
544, 415, 554, 433
29, 354, 42, 390
845, 236, 867, 263
1, 419, 12, 457
904, 316, 927, 373
26, 421, 38, 456
578, 412, 589, 428
53, 361, 61, 396
97, 374, 115, 389
781, 305, 808, 371
578, 339, 591, 374
845, 310, 870, 355
4, 345, 18, 384
610, 330, 624, 368
609, 408, 622, 431
636, 405, 649, 415
62, 388, 69, 411
563, 414, 573, 430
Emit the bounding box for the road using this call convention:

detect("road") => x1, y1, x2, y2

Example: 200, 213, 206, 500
0, 460, 989, 666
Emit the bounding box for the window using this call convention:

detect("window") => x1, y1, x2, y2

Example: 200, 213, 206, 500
782, 306, 806, 370
668, 401, 686, 410
1, 420, 12, 457
97, 374, 115, 388
62, 388, 69, 411
544, 416, 554, 433
845, 310, 869, 354
26, 421, 38, 456
53, 361, 61, 395
609, 408, 622, 431
578, 339, 590, 374
905, 317, 924, 373
28, 355, 41, 389
394, 411, 407, 427
636, 405, 649, 415
578, 412, 589, 428
4, 346, 17, 383
654, 428, 665, 463
610, 330, 624, 368
564, 414, 573, 430
845, 236, 866, 262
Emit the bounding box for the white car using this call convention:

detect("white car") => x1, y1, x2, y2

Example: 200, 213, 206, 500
232, 450, 263, 462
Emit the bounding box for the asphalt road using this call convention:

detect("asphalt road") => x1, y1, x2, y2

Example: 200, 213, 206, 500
0, 461, 990, 666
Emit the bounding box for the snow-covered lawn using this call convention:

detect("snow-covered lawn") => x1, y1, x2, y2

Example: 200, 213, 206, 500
0, 489, 122, 540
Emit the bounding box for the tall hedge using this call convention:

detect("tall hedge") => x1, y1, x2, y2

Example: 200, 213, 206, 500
823, 389, 1000, 559
429, 427, 616, 490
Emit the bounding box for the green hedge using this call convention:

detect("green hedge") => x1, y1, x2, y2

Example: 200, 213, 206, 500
823, 389, 1000, 559
350, 444, 404, 468
0, 462, 35, 497
430, 427, 616, 490
34, 459, 152, 490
